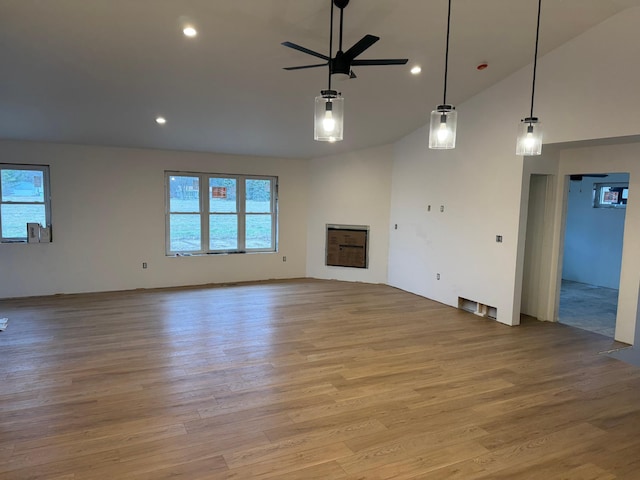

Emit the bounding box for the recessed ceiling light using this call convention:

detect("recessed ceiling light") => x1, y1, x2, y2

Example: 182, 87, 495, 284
410, 66, 422, 75
155, 116, 167, 125
183, 26, 197, 38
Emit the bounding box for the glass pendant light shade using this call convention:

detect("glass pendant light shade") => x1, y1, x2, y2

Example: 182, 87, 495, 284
314, 90, 344, 142
516, 117, 542, 156
429, 105, 457, 149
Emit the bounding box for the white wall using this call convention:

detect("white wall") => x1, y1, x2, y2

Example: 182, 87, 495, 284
0, 141, 309, 298
306, 144, 392, 284
563, 173, 629, 289
389, 73, 526, 326
388, 7, 640, 339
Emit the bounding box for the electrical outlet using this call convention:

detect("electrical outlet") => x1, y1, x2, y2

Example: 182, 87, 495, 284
142, 262, 147, 269
440, 205, 445, 213
427, 205, 431, 212
394, 224, 398, 230
436, 273, 440, 280
282, 256, 287, 262
496, 235, 503, 243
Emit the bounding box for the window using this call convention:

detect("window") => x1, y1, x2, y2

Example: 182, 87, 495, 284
0, 164, 51, 242
593, 183, 628, 208
166, 172, 277, 254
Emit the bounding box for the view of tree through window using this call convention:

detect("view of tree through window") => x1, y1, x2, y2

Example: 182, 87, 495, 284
166, 172, 277, 254
169, 176, 201, 252
209, 177, 238, 250
0, 165, 50, 242
245, 178, 273, 249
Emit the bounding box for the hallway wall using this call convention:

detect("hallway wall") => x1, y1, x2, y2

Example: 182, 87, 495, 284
563, 173, 629, 289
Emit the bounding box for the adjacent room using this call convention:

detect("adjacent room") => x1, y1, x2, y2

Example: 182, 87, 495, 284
559, 173, 629, 338
2, 1, 640, 478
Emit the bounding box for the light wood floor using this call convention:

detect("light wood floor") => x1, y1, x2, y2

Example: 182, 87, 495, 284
1, 279, 640, 479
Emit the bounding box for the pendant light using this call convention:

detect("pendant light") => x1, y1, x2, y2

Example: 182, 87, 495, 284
315, 0, 344, 142
429, 0, 457, 149
314, 90, 343, 142
516, 0, 543, 156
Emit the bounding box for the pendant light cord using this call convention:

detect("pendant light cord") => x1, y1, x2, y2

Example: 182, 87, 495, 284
529, 0, 542, 119
442, 0, 452, 105
327, 0, 334, 91
339, 4, 344, 52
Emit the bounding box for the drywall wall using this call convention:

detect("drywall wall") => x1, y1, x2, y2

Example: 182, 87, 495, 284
306, 144, 392, 284
521, 175, 550, 318
0, 140, 309, 298
389, 6, 640, 338
562, 173, 628, 289
389, 67, 529, 326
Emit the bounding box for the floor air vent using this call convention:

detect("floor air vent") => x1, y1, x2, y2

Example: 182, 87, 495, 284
458, 297, 497, 319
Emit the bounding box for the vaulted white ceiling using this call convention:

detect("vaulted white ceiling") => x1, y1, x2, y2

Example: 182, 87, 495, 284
1, 0, 638, 159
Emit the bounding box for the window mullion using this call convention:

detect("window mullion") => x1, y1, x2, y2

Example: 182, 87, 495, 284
201, 174, 209, 253
44, 166, 51, 228
238, 175, 246, 252
272, 178, 277, 250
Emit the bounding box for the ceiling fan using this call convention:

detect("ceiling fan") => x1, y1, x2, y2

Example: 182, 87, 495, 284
282, 0, 409, 80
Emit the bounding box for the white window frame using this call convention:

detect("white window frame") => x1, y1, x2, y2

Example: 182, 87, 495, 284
0, 163, 51, 243
165, 171, 278, 255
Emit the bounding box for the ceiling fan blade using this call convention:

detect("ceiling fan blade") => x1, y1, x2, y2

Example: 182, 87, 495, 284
349, 70, 357, 79
351, 58, 409, 66
281, 41, 330, 61
283, 63, 328, 71
344, 34, 380, 60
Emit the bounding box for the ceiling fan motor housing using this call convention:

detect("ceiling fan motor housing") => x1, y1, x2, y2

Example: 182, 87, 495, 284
331, 52, 351, 76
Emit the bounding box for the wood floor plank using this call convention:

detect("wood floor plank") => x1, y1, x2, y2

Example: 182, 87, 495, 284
338, 424, 489, 473
223, 418, 383, 469
219, 442, 353, 479
425, 423, 607, 480
1, 279, 638, 478
345, 440, 490, 480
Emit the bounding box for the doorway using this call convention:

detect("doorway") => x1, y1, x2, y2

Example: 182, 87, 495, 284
558, 172, 629, 337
